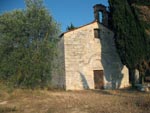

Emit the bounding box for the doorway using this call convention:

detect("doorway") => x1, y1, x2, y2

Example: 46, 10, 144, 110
94, 70, 104, 89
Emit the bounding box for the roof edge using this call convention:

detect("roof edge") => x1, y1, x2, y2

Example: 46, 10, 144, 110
59, 20, 97, 38
59, 20, 113, 38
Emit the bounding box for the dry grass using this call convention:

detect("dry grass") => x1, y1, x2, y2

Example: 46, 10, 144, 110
0, 88, 149, 113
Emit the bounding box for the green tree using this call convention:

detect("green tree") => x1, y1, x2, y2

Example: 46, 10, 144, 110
66, 23, 76, 31
109, 0, 148, 86
0, 0, 60, 88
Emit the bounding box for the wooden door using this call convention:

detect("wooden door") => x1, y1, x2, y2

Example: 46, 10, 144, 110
94, 70, 104, 89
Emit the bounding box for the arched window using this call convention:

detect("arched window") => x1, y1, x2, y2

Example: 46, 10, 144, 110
99, 12, 103, 23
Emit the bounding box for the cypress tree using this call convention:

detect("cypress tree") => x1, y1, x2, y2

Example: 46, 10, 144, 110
109, 0, 148, 86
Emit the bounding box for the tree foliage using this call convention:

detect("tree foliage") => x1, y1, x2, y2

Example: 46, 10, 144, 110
128, 0, 150, 5
109, 0, 149, 85
66, 23, 76, 31
0, 0, 60, 88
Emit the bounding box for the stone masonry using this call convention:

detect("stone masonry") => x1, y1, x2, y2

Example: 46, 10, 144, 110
51, 21, 129, 90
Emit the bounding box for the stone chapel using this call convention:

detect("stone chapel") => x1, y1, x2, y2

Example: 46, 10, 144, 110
51, 4, 129, 90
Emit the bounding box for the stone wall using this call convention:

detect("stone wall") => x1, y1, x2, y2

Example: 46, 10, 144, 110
51, 37, 66, 89
63, 22, 100, 90
52, 22, 129, 90
54, 21, 129, 90
98, 24, 129, 89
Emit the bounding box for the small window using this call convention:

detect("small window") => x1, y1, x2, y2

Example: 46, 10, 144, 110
94, 29, 100, 38
99, 12, 103, 23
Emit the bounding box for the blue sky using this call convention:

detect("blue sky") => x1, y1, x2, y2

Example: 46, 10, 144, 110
0, 0, 108, 32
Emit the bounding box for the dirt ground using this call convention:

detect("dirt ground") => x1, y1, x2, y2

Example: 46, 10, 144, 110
0, 89, 150, 113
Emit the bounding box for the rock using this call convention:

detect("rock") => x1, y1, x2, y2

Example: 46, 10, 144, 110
145, 87, 149, 92
135, 84, 150, 92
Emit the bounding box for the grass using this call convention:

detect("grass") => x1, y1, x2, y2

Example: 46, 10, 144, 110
0, 106, 17, 113
0, 84, 149, 113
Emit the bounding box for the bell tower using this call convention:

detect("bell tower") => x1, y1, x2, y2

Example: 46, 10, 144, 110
93, 4, 108, 27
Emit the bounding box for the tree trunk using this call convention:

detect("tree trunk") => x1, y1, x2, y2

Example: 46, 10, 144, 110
129, 68, 136, 88
139, 73, 144, 85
